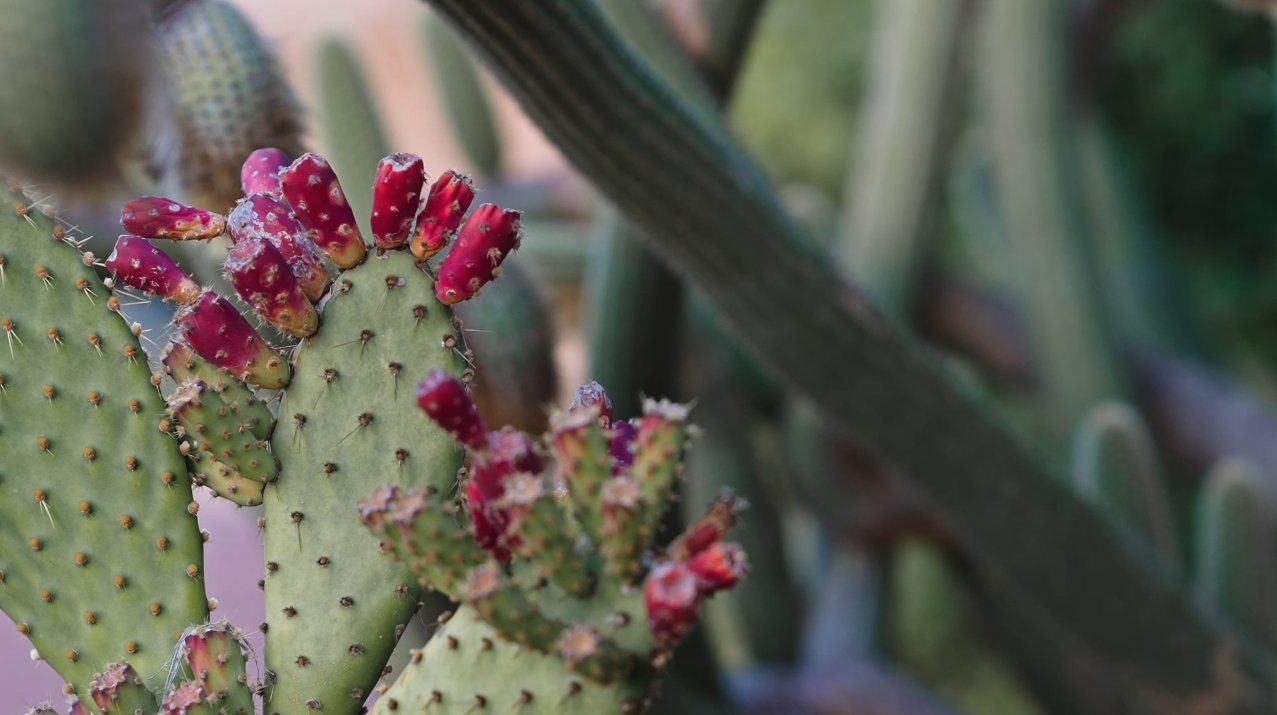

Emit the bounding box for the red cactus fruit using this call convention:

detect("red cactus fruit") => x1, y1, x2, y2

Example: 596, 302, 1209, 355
435, 203, 522, 305
175, 291, 289, 389
224, 236, 318, 338
90, 662, 144, 712
161, 681, 206, 714
610, 420, 638, 474
120, 196, 226, 241
241, 147, 291, 198
688, 541, 748, 593
227, 194, 330, 301
417, 370, 487, 449
279, 152, 367, 269
410, 170, 475, 261
371, 152, 427, 249
644, 561, 703, 645
570, 381, 613, 428
105, 235, 200, 304
468, 429, 542, 561
67, 698, 90, 715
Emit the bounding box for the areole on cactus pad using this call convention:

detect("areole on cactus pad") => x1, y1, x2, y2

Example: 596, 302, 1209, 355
1, 144, 741, 714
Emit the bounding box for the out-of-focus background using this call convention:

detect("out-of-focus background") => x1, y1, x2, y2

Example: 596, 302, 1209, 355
8, 0, 1277, 712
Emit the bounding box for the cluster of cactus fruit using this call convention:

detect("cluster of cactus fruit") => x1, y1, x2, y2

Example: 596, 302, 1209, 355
0, 147, 747, 714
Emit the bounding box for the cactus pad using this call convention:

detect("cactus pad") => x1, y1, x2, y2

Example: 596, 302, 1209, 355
0, 184, 207, 694
263, 250, 467, 712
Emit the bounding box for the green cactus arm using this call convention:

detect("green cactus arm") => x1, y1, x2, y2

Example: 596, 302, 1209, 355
421, 10, 504, 177
416, 1, 1277, 710
1195, 460, 1277, 655
1069, 401, 1180, 576
0, 186, 208, 698
838, 0, 975, 312
699, 0, 769, 102
980, 0, 1124, 443
313, 38, 391, 234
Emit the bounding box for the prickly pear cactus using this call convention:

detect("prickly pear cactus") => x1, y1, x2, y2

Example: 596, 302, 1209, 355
94, 147, 529, 712
0, 183, 208, 695
361, 378, 750, 714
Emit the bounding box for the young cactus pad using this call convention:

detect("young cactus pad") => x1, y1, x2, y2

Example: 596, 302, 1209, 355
0, 184, 208, 694
362, 377, 748, 714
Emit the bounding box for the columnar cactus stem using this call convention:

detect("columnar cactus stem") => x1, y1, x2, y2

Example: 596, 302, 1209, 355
121, 197, 227, 241
105, 235, 201, 304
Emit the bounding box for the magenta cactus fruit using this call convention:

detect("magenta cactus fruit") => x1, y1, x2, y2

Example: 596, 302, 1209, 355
176, 291, 289, 389
371, 152, 427, 249
410, 170, 475, 261
610, 420, 638, 474
105, 234, 201, 304
224, 236, 319, 338
570, 380, 614, 427
120, 196, 227, 241
240, 147, 291, 197
417, 369, 486, 448
278, 152, 367, 268
435, 203, 522, 305
644, 561, 703, 645
688, 541, 748, 592
66, 698, 89, 715
468, 429, 543, 560
226, 194, 330, 301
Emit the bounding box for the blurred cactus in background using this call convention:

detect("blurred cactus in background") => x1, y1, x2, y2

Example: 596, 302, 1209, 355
0, 0, 152, 184
157, 0, 304, 211
9, 0, 1277, 713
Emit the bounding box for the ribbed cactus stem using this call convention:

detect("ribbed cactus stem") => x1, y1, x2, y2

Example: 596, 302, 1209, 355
413, 3, 1264, 706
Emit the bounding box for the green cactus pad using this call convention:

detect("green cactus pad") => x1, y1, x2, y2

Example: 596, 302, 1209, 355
0, 186, 207, 694
263, 251, 465, 713
163, 344, 274, 444
179, 621, 254, 714
158, 0, 304, 211
371, 604, 649, 715
170, 381, 277, 485
191, 451, 264, 507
